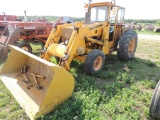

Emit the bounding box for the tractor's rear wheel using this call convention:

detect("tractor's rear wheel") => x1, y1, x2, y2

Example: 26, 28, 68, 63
117, 30, 138, 61
84, 49, 105, 75
17, 42, 32, 53
149, 81, 160, 119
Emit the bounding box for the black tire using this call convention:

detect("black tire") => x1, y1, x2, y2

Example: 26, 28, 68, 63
84, 49, 105, 75
17, 42, 32, 53
149, 81, 160, 119
117, 30, 138, 61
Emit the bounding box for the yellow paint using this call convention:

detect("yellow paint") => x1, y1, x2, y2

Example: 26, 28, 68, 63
1, 46, 74, 120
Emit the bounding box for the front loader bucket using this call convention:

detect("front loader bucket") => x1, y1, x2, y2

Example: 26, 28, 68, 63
0, 45, 74, 119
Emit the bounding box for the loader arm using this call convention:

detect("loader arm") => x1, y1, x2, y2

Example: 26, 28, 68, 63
43, 25, 62, 49
43, 22, 84, 50
42, 21, 110, 71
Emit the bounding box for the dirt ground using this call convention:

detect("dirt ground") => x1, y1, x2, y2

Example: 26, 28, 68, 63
138, 34, 160, 41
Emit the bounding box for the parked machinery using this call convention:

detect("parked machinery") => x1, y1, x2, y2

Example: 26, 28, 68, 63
0, 12, 17, 35
1, 0, 138, 119
0, 21, 53, 60
0, 21, 8, 35
0, 14, 72, 60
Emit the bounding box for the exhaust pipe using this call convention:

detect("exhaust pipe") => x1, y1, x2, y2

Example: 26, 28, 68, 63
84, 0, 92, 24
87, 0, 92, 12
2, 12, 6, 22
24, 10, 27, 22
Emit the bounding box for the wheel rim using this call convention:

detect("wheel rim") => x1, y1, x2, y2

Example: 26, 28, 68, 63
128, 38, 135, 54
94, 56, 103, 71
21, 46, 29, 52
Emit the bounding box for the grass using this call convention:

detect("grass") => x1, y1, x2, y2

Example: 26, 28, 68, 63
0, 36, 160, 119
30, 42, 44, 56
0, 62, 31, 120
136, 30, 160, 35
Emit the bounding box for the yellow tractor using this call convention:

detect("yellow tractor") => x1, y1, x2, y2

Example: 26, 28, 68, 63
1, 0, 138, 119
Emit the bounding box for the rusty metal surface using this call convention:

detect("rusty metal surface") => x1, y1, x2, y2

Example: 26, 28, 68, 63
0, 21, 8, 35
0, 15, 17, 21
0, 17, 68, 60
0, 27, 25, 60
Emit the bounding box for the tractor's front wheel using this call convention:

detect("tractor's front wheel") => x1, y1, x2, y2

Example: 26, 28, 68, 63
84, 49, 105, 75
17, 42, 32, 53
117, 30, 138, 61
149, 81, 160, 119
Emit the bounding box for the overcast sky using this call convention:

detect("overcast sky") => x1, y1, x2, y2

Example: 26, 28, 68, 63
0, 0, 159, 19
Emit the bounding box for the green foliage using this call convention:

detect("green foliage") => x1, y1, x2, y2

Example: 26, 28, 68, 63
95, 71, 116, 79
156, 19, 160, 25
125, 19, 160, 25
126, 62, 136, 69
136, 30, 159, 35
30, 42, 43, 56
106, 81, 125, 96
0, 81, 29, 119
139, 79, 156, 89
50, 57, 58, 64
117, 72, 135, 84
100, 85, 145, 120
145, 61, 157, 67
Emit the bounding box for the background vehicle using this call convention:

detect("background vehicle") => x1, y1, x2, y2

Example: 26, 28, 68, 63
0, 12, 17, 35
0, 21, 53, 60
1, 0, 138, 119
0, 21, 8, 35
0, 11, 72, 60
